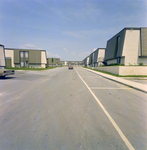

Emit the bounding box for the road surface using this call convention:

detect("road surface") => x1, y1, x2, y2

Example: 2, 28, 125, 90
0, 67, 146, 150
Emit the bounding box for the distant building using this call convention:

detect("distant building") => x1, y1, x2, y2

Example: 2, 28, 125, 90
0, 44, 6, 68
104, 27, 147, 65
83, 56, 89, 67
5, 48, 47, 68
60, 61, 67, 66
47, 58, 60, 67
93, 48, 105, 66
66, 61, 83, 66
77, 61, 83, 65
83, 48, 105, 67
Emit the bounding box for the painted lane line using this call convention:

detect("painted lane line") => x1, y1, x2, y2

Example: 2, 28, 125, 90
90, 87, 132, 90
75, 68, 135, 150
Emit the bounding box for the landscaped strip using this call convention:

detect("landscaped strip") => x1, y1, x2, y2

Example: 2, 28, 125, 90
5, 67, 58, 71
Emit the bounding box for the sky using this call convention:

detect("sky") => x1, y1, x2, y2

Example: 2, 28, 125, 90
0, 0, 147, 61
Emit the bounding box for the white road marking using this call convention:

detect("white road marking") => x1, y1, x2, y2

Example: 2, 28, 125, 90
75, 68, 135, 150
0, 93, 2, 96
90, 87, 131, 90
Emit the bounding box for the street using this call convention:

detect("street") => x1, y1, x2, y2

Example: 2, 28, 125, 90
0, 67, 147, 150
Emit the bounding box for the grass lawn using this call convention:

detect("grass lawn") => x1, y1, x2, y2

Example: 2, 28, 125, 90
5, 67, 58, 71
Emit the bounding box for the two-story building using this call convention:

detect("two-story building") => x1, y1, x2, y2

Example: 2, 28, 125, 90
5, 48, 47, 68
104, 27, 147, 65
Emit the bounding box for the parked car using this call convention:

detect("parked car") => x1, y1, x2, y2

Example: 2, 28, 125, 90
68, 65, 73, 69
0, 67, 15, 78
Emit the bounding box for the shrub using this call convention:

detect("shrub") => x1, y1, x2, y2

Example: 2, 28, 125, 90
106, 63, 124, 66
139, 63, 143, 66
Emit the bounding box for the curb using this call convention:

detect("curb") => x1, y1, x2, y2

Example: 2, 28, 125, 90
83, 68, 147, 94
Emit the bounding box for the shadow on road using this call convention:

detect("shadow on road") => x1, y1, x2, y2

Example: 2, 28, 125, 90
0, 77, 16, 80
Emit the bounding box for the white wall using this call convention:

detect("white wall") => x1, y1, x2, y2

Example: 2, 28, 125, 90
5, 49, 14, 67
94, 66, 147, 75
0, 45, 5, 67
98, 49, 105, 62
95, 66, 119, 74
41, 51, 47, 68
29, 65, 42, 68
122, 30, 140, 65
41, 51, 47, 64
87, 57, 89, 65
98, 62, 103, 66
41, 64, 46, 68
119, 66, 147, 75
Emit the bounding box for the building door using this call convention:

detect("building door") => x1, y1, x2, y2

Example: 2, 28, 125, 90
20, 51, 29, 67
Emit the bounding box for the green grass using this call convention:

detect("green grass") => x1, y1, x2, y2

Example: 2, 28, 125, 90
5, 67, 57, 71
83, 67, 147, 77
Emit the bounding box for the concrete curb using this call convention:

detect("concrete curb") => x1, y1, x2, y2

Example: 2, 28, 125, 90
83, 68, 147, 94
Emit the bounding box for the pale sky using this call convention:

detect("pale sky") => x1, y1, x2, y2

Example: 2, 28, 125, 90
0, 0, 147, 61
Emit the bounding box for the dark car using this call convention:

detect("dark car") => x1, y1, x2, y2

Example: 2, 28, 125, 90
68, 65, 73, 69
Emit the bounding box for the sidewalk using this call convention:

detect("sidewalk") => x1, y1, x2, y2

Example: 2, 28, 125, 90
83, 68, 147, 93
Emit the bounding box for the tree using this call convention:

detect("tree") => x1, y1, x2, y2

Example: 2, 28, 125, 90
52, 58, 54, 67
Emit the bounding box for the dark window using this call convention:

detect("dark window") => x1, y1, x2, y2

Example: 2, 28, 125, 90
115, 36, 120, 57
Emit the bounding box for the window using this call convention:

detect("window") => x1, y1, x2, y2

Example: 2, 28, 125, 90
115, 36, 120, 58
25, 52, 28, 58
20, 52, 23, 58
116, 36, 120, 54
21, 62, 24, 67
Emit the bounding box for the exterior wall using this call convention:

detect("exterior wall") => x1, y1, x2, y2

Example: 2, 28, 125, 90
107, 59, 117, 65
92, 48, 105, 66
97, 49, 105, 62
119, 66, 147, 75
13, 49, 41, 64
104, 28, 147, 66
89, 53, 93, 66
122, 29, 140, 65
94, 66, 147, 75
83, 58, 87, 67
29, 65, 42, 68
29, 50, 41, 64
5, 49, 14, 67
141, 28, 147, 56
105, 29, 125, 61
98, 62, 103, 66
94, 66, 119, 75
93, 49, 98, 64
86, 57, 89, 66
47, 58, 60, 66
6, 58, 11, 68
41, 51, 47, 68
0, 45, 6, 67
5, 48, 47, 68
120, 57, 125, 64
138, 57, 147, 65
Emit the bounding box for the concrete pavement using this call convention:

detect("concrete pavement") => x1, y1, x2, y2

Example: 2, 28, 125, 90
84, 68, 147, 93
0, 67, 146, 150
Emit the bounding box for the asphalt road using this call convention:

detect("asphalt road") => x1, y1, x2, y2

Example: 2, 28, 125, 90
0, 67, 146, 150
